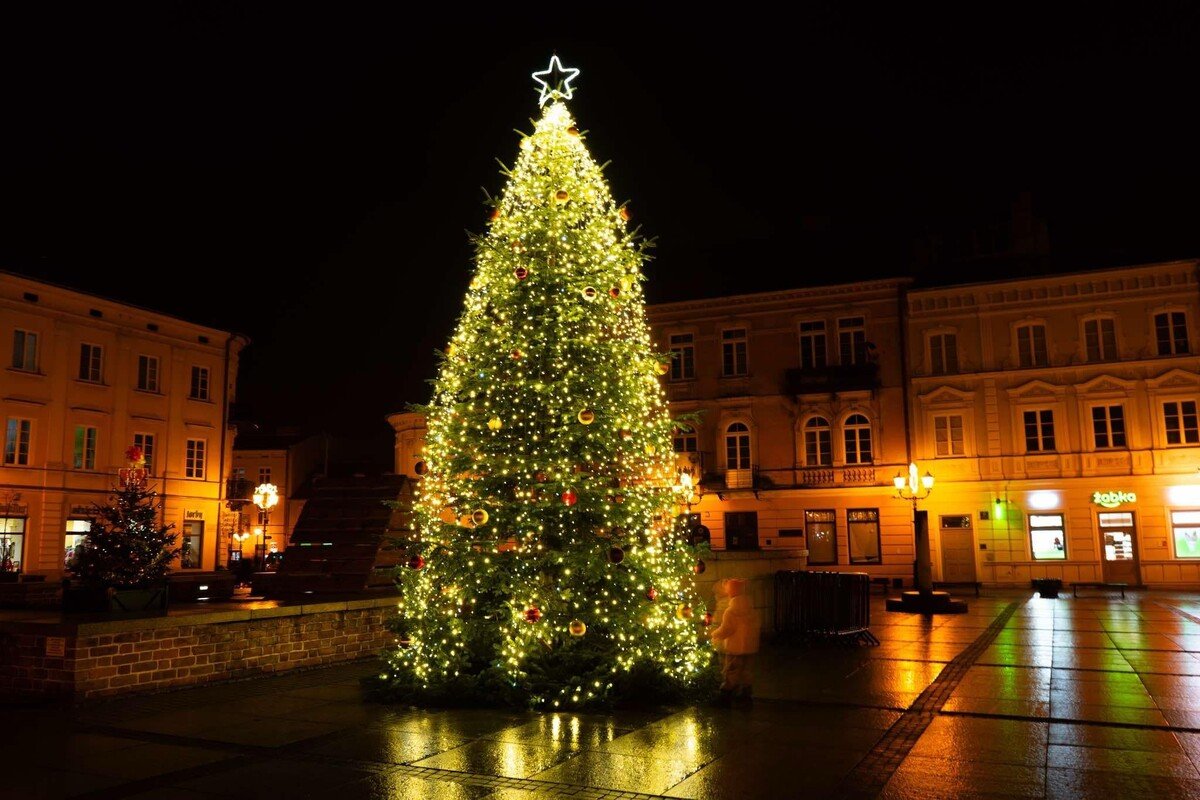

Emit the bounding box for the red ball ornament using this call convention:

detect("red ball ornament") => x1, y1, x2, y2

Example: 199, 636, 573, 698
413, 460, 427, 476
618, 429, 633, 440
524, 605, 542, 623
407, 555, 426, 570
609, 286, 621, 298
694, 559, 707, 575
514, 266, 529, 281
702, 612, 713, 627
613, 494, 625, 504
561, 489, 578, 506
511, 349, 523, 360
490, 208, 501, 221
535, 471, 548, 483
619, 206, 631, 222
646, 586, 659, 601
608, 546, 625, 564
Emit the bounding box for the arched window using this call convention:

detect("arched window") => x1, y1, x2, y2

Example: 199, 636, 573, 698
804, 417, 832, 466
843, 414, 873, 464
725, 422, 751, 471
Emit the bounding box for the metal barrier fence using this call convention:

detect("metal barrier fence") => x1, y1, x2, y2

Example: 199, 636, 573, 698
773, 570, 879, 645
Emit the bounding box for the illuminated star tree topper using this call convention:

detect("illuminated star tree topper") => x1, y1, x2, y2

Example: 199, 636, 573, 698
531, 54, 580, 105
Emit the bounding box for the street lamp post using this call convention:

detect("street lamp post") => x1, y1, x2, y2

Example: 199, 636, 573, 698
893, 463, 935, 596
252, 483, 279, 570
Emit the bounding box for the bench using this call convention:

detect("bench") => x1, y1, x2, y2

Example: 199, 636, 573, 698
1072, 581, 1127, 599
932, 580, 982, 597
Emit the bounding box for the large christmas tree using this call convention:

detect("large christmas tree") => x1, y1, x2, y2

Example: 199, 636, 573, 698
382, 58, 711, 708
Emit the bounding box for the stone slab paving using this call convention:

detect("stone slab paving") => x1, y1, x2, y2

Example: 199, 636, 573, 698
4, 590, 1200, 798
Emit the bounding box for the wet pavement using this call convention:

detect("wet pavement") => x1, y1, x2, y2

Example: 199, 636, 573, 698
4, 590, 1200, 798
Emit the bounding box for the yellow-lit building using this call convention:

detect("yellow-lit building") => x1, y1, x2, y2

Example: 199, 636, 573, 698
0, 271, 246, 578
908, 260, 1200, 588
387, 261, 1200, 589
230, 432, 328, 559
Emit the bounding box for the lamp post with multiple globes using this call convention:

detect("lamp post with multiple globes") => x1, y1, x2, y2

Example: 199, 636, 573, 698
888, 462, 968, 614
252, 483, 279, 569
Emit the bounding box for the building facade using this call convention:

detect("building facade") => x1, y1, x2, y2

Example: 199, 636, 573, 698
388, 261, 1200, 588
1, 271, 246, 578
230, 432, 327, 560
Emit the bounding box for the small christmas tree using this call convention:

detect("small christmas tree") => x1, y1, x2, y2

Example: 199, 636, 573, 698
70, 446, 178, 588
380, 58, 712, 709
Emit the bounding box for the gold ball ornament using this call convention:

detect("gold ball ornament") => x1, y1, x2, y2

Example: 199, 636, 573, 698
555, 190, 570, 203
618, 428, 633, 440
619, 205, 631, 221
655, 362, 670, 375
619, 276, 634, 293
413, 460, 427, 476
458, 514, 476, 529
487, 417, 503, 431
438, 506, 457, 524
514, 266, 529, 281
644, 443, 656, 455
568, 619, 587, 636
566, 126, 581, 138
676, 603, 694, 620
578, 409, 595, 425
581, 286, 598, 301
489, 208, 501, 221
471, 509, 489, 526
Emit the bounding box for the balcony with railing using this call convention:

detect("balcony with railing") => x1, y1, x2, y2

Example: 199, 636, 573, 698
796, 466, 878, 487
783, 362, 880, 395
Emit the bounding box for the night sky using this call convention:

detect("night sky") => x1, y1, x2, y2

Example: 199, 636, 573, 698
3, 5, 1199, 447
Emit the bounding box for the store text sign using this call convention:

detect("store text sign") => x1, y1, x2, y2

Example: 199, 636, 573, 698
1093, 491, 1136, 509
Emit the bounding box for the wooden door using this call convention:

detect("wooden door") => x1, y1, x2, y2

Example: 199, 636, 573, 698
1099, 511, 1141, 585
940, 514, 977, 582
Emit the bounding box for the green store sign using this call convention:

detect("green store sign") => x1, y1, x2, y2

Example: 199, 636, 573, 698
1092, 490, 1136, 509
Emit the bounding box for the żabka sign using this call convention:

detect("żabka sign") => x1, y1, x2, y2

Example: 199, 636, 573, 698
1092, 490, 1136, 509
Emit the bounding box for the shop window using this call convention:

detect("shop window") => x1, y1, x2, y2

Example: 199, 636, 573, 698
181, 521, 203, 569
669, 333, 695, 381
1016, 323, 1048, 368
0, 517, 25, 574
1171, 510, 1200, 559
722, 328, 748, 376
1163, 400, 1199, 445
804, 416, 832, 466
933, 414, 965, 456
843, 414, 872, 464
848, 508, 881, 564
64, 519, 90, 568
1023, 409, 1056, 452
799, 320, 826, 369
1091, 405, 1126, 449
1029, 512, 1066, 560
805, 509, 837, 564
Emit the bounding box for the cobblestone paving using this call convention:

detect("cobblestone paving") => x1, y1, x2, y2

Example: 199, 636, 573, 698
5, 590, 1200, 798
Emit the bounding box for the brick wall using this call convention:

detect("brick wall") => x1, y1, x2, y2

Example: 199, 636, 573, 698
0, 597, 396, 700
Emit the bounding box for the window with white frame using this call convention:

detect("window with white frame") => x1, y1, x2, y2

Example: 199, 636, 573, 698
78, 343, 103, 382
843, 414, 873, 464
722, 328, 747, 376
1171, 510, 1200, 558
4, 418, 31, 465
799, 320, 826, 369
725, 423, 751, 470
1163, 400, 1200, 445
1015, 324, 1048, 368
848, 508, 881, 564
1155, 311, 1190, 356
668, 333, 695, 381
185, 438, 207, 479
11, 329, 38, 372
1091, 405, 1127, 449
804, 416, 832, 466
73, 425, 98, 470
933, 414, 965, 456
1023, 409, 1056, 452
672, 429, 698, 453
133, 432, 155, 474
137, 355, 160, 392
1030, 512, 1066, 560
929, 332, 958, 375
838, 316, 866, 366
190, 366, 210, 400
1083, 318, 1118, 362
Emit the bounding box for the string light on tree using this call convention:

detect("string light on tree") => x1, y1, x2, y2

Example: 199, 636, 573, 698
381, 57, 711, 708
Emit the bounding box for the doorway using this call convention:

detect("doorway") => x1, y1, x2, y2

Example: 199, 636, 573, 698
939, 514, 977, 583
725, 511, 759, 551
1099, 511, 1141, 585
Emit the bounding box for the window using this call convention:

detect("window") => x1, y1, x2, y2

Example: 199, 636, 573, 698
137, 355, 160, 392
1171, 510, 1200, 559
843, 414, 872, 464
232, 467, 246, 479
258, 467, 272, 485
804, 416, 832, 466
848, 508, 881, 564
799, 321, 826, 369
838, 316, 866, 365
1155, 311, 1190, 356
1091, 405, 1127, 449
0, 517, 26, 573
725, 422, 751, 470
181, 521, 203, 569
805, 510, 837, 565
1084, 318, 1117, 362
1164, 400, 1200, 445
133, 433, 155, 474
929, 332, 958, 375
1023, 409, 1056, 452
78, 343, 103, 382
1016, 324, 1048, 368
1029, 513, 1066, 560
4, 418, 31, 465
185, 439, 206, 479
933, 414, 965, 457
64, 519, 90, 568
73, 425, 98, 470
11, 329, 38, 372
669, 333, 695, 380
722, 328, 747, 376
672, 429, 698, 453
190, 366, 210, 400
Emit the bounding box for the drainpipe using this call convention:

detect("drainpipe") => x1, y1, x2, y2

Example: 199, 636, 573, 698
898, 286, 913, 464
217, 333, 249, 568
